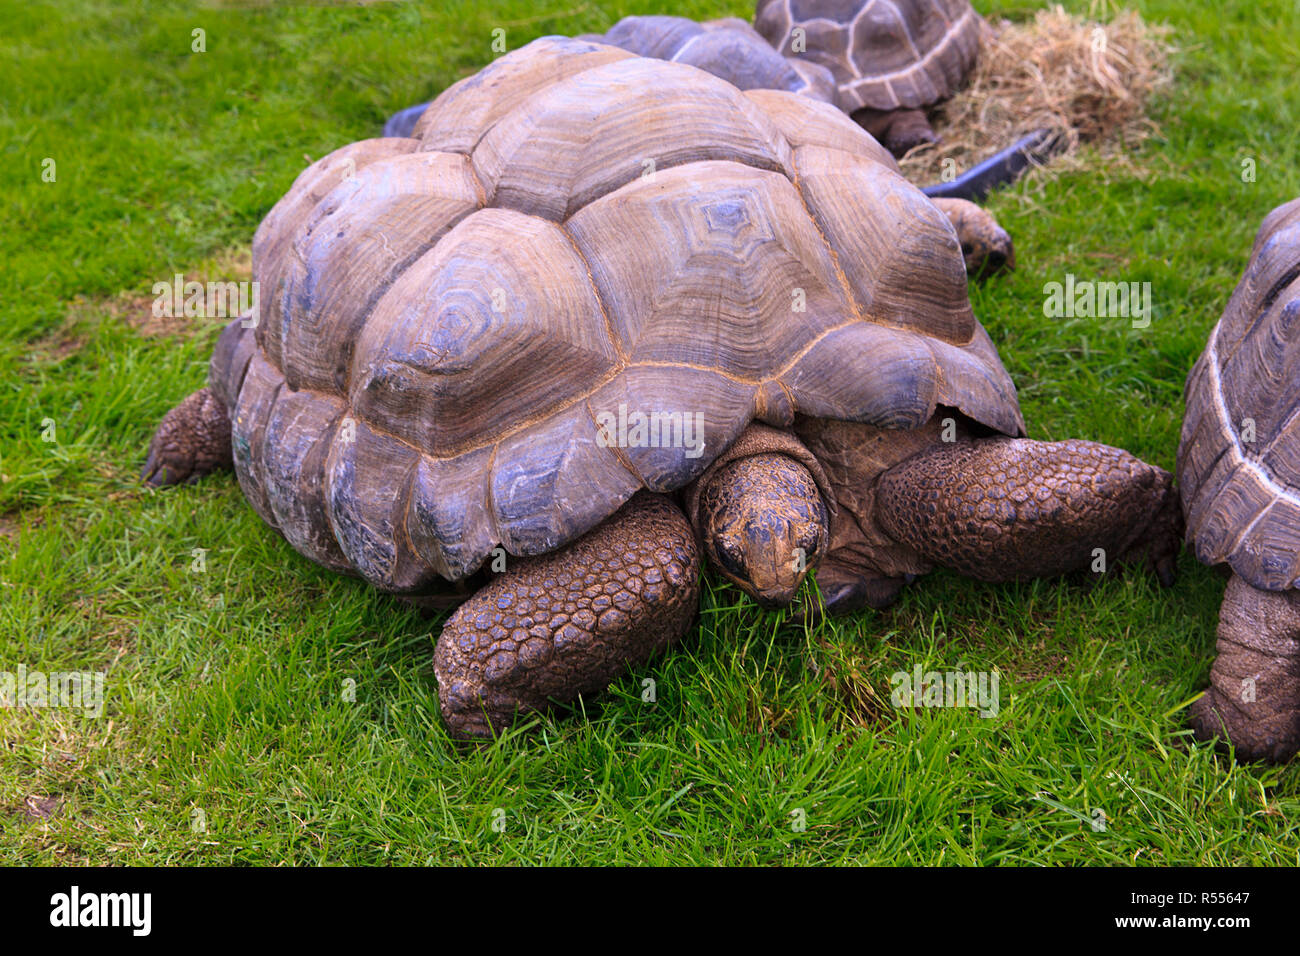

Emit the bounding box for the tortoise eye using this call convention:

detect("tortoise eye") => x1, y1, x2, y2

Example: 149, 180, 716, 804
714, 539, 746, 577
799, 532, 822, 558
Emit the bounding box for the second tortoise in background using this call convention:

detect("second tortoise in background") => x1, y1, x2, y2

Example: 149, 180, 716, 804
756, 0, 982, 156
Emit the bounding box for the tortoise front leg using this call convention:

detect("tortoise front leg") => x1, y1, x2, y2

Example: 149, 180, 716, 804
142, 387, 233, 487
433, 493, 700, 739
874, 437, 1182, 586
1190, 574, 1300, 763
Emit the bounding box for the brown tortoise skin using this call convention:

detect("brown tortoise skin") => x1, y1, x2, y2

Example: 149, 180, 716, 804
696, 453, 830, 608
141, 387, 233, 487
1189, 576, 1300, 763
930, 198, 1014, 277
433, 493, 699, 738
874, 437, 1183, 585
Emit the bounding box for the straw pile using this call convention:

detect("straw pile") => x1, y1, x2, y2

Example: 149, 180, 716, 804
897, 4, 1175, 187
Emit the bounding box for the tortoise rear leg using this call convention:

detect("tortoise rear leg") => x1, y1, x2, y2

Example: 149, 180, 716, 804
142, 387, 232, 487
433, 493, 700, 739
1190, 574, 1300, 763
874, 437, 1183, 586
853, 106, 937, 156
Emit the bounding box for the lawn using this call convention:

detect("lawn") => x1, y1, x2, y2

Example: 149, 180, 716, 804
1, 0, 1297, 865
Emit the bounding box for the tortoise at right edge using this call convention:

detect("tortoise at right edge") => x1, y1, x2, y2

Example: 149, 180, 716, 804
1182, 198, 1300, 763
143, 40, 1183, 740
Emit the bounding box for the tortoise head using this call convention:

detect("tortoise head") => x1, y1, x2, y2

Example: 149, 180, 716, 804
697, 453, 830, 608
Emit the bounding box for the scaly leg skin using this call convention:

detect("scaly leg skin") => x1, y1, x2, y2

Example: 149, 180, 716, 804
1189, 574, 1300, 763
141, 387, 233, 487
434, 493, 700, 739
853, 106, 938, 157
930, 197, 1015, 278
875, 437, 1182, 586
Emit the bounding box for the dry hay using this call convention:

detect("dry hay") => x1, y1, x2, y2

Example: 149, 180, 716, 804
897, 3, 1175, 187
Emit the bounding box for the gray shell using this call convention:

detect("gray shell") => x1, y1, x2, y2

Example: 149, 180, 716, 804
215, 37, 1023, 595
754, 0, 982, 113
1178, 198, 1300, 591
579, 15, 838, 104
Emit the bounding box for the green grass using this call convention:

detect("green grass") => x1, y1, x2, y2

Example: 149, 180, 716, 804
2, 0, 1298, 865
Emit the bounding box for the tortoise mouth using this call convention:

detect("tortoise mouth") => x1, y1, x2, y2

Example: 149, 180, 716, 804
976, 248, 1012, 276
710, 560, 803, 610
750, 586, 800, 610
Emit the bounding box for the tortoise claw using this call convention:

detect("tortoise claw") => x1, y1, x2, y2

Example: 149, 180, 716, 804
141, 388, 233, 488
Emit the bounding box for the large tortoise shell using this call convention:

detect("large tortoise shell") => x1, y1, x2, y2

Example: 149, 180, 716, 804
1179, 198, 1300, 591
754, 0, 982, 113
218, 37, 1022, 594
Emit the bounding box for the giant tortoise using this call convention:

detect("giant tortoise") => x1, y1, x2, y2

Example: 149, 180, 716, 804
144, 39, 1180, 738
1181, 198, 1300, 763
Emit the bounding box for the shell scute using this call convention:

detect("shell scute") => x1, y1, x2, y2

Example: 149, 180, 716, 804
472, 58, 793, 221
349, 208, 618, 456
488, 402, 644, 557
791, 145, 974, 343
254, 138, 420, 370
566, 161, 855, 373
323, 415, 428, 591
414, 37, 634, 153
406, 446, 496, 581
278, 150, 482, 393
261, 386, 351, 572
585, 364, 758, 491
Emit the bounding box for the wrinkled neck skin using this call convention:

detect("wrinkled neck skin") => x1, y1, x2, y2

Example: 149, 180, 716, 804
696, 451, 831, 608
790, 414, 976, 595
